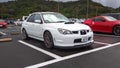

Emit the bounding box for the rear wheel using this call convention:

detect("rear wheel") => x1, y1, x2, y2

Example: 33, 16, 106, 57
22, 29, 29, 40
113, 26, 120, 36
44, 31, 54, 49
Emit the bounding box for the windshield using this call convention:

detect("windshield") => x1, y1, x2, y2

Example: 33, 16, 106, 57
104, 16, 117, 21
42, 13, 70, 23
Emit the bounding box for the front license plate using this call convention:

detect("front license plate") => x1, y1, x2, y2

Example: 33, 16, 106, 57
82, 37, 88, 42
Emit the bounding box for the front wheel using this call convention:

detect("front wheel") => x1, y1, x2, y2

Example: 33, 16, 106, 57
44, 31, 54, 49
113, 26, 120, 36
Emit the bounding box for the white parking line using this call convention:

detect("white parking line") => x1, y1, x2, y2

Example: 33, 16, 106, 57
25, 42, 120, 68
94, 33, 120, 38
18, 40, 62, 59
94, 41, 111, 45
0, 31, 6, 35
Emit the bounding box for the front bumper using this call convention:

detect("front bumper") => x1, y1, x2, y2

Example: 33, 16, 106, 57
53, 32, 94, 48
54, 42, 94, 49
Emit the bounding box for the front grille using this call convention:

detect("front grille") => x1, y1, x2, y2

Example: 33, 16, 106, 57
74, 38, 82, 43
80, 30, 87, 35
72, 31, 78, 34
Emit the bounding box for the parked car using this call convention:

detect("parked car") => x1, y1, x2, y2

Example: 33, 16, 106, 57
21, 12, 94, 49
14, 19, 22, 25
5, 19, 15, 24
101, 13, 120, 20
0, 19, 7, 28
22, 16, 28, 21
84, 16, 120, 35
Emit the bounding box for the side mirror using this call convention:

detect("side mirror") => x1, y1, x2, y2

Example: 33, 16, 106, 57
35, 20, 41, 23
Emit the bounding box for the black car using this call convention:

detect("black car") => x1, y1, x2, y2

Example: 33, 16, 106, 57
101, 13, 120, 20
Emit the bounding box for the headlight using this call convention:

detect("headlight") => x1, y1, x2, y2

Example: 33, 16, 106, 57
58, 28, 73, 35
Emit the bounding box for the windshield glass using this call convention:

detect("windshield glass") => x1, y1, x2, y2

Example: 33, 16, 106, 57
42, 13, 70, 23
104, 16, 117, 21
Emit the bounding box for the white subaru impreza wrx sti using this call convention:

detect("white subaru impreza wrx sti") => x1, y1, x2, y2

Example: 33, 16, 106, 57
21, 12, 94, 49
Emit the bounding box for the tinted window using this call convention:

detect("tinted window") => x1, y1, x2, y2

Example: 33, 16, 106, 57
93, 17, 105, 22
27, 14, 42, 23
27, 14, 35, 22
34, 14, 41, 20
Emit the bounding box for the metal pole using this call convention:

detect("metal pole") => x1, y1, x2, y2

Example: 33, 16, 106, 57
57, 0, 60, 12
86, 0, 89, 19
96, 6, 98, 16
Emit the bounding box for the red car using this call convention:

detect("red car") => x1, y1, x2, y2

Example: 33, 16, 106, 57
0, 19, 7, 28
84, 16, 120, 35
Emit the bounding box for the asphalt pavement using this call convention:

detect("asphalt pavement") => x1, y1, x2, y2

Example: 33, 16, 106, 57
0, 25, 120, 68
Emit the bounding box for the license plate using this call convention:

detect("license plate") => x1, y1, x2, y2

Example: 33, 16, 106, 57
82, 37, 88, 42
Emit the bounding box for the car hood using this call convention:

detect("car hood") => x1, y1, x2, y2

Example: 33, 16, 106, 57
45, 23, 91, 31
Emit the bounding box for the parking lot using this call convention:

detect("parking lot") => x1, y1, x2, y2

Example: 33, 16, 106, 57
0, 25, 120, 68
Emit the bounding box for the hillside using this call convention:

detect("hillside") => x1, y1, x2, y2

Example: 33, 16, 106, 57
0, 0, 120, 19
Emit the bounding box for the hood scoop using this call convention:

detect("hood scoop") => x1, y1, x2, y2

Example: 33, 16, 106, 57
64, 22, 74, 24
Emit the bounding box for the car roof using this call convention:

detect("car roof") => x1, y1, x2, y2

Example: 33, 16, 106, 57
31, 12, 57, 14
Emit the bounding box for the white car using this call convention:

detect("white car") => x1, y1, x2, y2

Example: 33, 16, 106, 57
21, 12, 94, 49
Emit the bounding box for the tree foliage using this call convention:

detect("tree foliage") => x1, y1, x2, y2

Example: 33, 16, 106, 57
0, 0, 120, 19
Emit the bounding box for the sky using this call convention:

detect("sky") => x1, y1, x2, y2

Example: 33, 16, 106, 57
0, 0, 13, 2
53, 0, 78, 2
0, 0, 120, 8
92, 0, 120, 9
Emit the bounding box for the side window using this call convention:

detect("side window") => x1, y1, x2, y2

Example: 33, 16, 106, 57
34, 14, 42, 23
93, 17, 105, 22
27, 14, 42, 23
27, 14, 35, 22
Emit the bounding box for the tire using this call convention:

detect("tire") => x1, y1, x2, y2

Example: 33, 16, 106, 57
22, 29, 29, 40
44, 31, 54, 49
113, 26, 120, 36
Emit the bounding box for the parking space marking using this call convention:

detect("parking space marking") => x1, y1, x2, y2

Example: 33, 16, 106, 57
25, 42, 120, 68
18, 40, 62, 59
94, 41, 111, 45
94, 33, 120, 38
